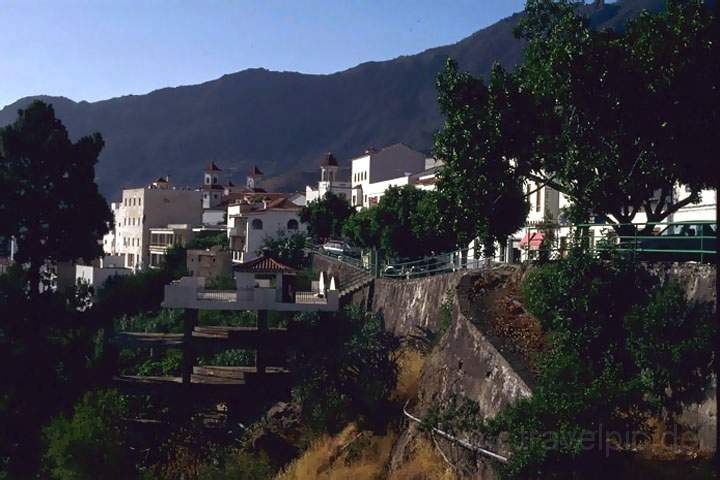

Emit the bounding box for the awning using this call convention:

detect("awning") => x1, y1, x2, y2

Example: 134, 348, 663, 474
520, 231, 544, 249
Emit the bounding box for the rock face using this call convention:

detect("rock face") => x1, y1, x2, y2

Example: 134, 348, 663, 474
311, 253, 718, 473
386, 267, 532, 479
246, 401, 303, 467
645, 262, 717, 454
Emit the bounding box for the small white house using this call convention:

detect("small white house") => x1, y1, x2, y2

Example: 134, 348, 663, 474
227, 194, 307, 264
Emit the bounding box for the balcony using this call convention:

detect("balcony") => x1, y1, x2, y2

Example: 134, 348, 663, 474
162, 276, 339, 312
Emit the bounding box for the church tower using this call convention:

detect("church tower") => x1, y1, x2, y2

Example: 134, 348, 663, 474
247, 165, 264, 190
320, 153, 339, 185
202, 162, 224, 209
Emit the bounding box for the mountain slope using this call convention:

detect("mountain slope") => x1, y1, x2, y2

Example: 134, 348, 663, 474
0, 0, 673, 199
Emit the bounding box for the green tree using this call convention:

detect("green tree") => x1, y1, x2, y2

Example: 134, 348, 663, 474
434, 0, 719, 243
186, 230, 227, 250
434, 61, 532, 255
300, 192, 353, 241
0, 268, 108, 477
343, 185, 457, 260
484, 251, 716, 478
289, 307, 400, 433
0, 101, 112, 294
43, 390, 134, 480
258, 231, 307, 267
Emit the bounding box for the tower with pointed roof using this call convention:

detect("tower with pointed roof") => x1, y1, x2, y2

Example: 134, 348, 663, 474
320, 152, 339, 184
247, 165, 264, 189
202, 162, 225, 209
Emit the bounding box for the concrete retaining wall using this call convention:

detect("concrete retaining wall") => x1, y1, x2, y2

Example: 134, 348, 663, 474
371, 271, 470, 337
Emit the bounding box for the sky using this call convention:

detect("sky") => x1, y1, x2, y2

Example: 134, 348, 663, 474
0, 0, 526, 109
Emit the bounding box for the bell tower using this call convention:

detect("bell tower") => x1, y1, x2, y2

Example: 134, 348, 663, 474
247, 165, 264, 189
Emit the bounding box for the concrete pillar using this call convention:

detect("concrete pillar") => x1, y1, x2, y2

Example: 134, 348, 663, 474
181, 308, 198, 385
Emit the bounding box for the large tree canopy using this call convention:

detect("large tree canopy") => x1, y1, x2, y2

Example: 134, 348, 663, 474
343, 185, 457, 260
300, 191, 354, 241
0, 101, 112, 288
435, 0, 719, 240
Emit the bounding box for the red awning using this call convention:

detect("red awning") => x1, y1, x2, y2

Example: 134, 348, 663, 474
520, 231, 544, 249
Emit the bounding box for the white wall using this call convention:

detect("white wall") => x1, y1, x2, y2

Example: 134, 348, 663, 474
242, 210, 307, 263
115, 187, 202, 270
76, 264, 131, 290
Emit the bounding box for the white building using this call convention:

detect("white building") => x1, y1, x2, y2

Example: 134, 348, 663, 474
351, 144, 426, 209
76, 255, 132, 293
227, 194, 307, 264
305, 153, 351, 204
512, 182, 717, 262
109, 177, 202, 270
201, 163, 268, 226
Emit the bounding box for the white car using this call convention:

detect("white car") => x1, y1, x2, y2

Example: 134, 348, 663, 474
322, 240, 358, 257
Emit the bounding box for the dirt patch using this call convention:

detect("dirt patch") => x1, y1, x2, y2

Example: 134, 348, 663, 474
464, 265, 545, 377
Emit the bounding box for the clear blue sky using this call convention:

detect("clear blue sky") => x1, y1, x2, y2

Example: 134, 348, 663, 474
0, 0, 526, 109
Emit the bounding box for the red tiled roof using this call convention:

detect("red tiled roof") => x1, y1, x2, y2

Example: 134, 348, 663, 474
206, 161, 222, 172
234, 255, 297, 273
248, 165, 264, 176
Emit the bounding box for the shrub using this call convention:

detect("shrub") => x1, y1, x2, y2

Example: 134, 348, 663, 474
289, 307, 400, 433
486, 251, 717, 477
43, 390, 134, 480
196, 450, 275, 480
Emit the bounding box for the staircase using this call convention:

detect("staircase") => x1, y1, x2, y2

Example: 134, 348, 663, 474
338, 268, 373, 300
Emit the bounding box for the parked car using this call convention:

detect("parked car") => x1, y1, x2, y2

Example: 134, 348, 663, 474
619, 223, 716, 262
321, 240, 360, 258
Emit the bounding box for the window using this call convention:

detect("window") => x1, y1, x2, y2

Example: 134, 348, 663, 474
536, 189, 542, 212
205, 175, 210, 185
138, 197, 141, 206
251, 219, 263, 230
287, 219, 299, 230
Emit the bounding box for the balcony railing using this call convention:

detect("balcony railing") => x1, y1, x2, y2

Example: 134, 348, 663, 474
197, 290, 237, 302
295, 291, 328, 305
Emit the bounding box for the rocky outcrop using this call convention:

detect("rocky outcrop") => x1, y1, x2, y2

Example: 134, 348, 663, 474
389, 267, 532, 479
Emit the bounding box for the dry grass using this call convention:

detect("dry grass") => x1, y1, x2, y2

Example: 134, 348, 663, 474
393, 348, 425, 403
276, 424, 396, 480
389, 437, 458, 480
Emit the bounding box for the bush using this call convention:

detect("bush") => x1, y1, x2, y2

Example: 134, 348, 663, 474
259, 231, 307, 268
422, 251, 716, 478
289, 307, 400, 433
186, 231, 227, 250
485, 251, 717, 478
43, 390, 134, 480
196, 450, 275, 480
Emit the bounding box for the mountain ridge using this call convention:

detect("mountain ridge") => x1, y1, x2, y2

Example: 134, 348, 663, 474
0, 0, 674, 199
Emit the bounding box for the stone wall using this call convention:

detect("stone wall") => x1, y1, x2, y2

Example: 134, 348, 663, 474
310, 253, 718, 460
310, 253, 361, 286
371, 271, 469, 337
388, 269, 531, 479
646, 262, 717, 454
